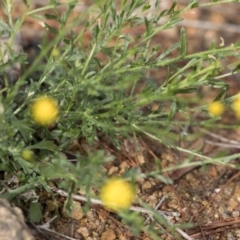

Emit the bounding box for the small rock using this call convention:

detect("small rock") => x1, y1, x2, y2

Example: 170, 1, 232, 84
232, 211, 240, 218
0, 198, 34, 240
86, 209, 97, 219
92, 231, 98, 237
119, 161, 130, 174
119, 234, 128, 240
227, 232, 234, 240
87, 237, 98, 240
136, 154, 145, 165
62, 200, 84, 220
185, 173, 195, 183
95, 219, 100, 226
101, 229, 116, 240
77, 227, 89, 238
228, 198, 238, 211
142, 181, 152, 191
201, 201, 208, 207
46, 200, 58, 211
167, 200, 179, 210
108, 166, 119, 175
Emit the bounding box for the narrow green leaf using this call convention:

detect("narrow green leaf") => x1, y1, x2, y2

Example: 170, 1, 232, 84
61, 1, 77, 24
44, 13, 58, 20
157, 42, 180, 61
168, 101, 177, 121
144, 17, 150, 32
49, 0, 59, 5
1, 182, 37, 200
209, 40, 216, 50
10, 117, 34, 142
180, 27, 187, 57
22, 0, 30, 7
44, 22, 59, 35
122, 0, 127, 7
28, 202, 42, 223
93, 24, 100, 41
26, 140, 58, 151
63, 38, 70, 45
232, 64, 240, 74
168, 1, 177, 13
214, 87, 228, 101
142, 3, 151, 12
190, 0, 199, 8
173, 87, 197, 94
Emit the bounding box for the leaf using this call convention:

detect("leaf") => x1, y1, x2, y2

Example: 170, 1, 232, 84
213, 86, 228, 101
63, 191, 74, 216
22, 0, 30, 7
180, 27, 187, 57
168, 101, 177, 121
154, 174, 173, 184
190, 0, 199, 8
168, 1, 177, 14
144, 17, 150, 32
157, 42, 180, 61
232, 64, 240, 74
26, 140, 58, 151
10, 116, 34, 142
61, 1, 77, 24
49, 0, 59, 5
1, 182, 36, 200
44, 22, 59, 35
209, 40, 216, 50
28, 202, 42, 223
63, 38, 70, 45
101, 46, 114, 57
44, 13, 58, 20
93, 24, 100, 41
142, 3, 151, 12
173, 87, 197, 94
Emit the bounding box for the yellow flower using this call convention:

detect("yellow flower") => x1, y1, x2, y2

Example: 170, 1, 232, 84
30, 96, 59, 126
208, 101, 224, 117
232, 96, 240, 119
51, 47, 60, 58
21, 149, 36, 163
100, 178, 135, 211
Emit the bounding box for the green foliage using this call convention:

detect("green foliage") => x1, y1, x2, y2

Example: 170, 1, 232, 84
28, 201, 42, 223
1, 0, 240, 237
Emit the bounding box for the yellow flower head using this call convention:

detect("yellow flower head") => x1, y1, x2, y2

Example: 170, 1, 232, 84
100, 178, 135, 211
30, 96, 59, 126
21, 149, 36, 163
208, 101, 224, 117
51, 47, 60, 58
232, 96, 240, 119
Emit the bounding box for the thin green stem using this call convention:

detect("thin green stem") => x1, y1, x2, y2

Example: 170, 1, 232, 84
132, 124, 210, 160
199, 0, 239, 7
81, 43, 97, 76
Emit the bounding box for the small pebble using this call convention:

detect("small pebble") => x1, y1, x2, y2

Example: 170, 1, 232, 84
232, 211, 240, 218
101, 229, 116, 240
77, 227, 89, 238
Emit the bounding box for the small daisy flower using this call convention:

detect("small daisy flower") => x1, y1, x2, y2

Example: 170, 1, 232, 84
30, 96, 59, 126
100, 178, 135, 211
232, 96, 240, 119
51, 47, 60, 58
21, 149, 36, 163
208, 101, 224, 117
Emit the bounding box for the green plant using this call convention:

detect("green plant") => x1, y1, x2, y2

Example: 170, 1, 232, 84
1, 0, 240, 239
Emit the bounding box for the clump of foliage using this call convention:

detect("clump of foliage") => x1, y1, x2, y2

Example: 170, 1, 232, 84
1, 0, 240, 238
